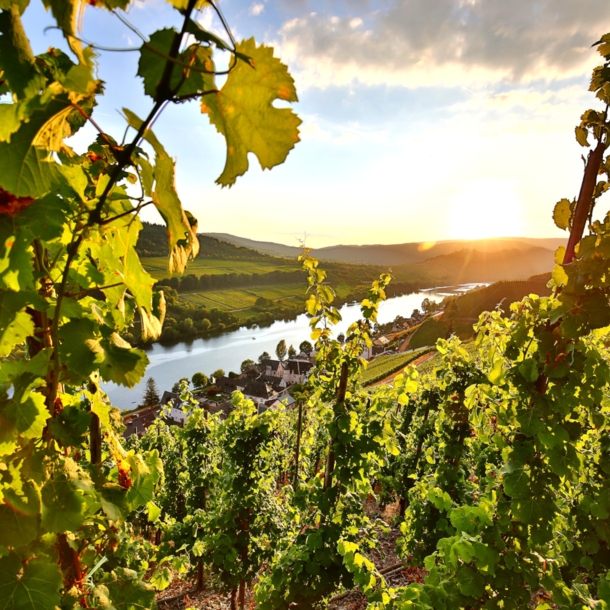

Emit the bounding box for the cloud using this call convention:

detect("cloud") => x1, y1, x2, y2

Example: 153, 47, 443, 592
273, 0, 610, 89
250, 3, 265, 16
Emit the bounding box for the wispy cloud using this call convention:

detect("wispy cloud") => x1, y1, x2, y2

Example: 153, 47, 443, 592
250, 3, 265, 16
272, 0, 609, 90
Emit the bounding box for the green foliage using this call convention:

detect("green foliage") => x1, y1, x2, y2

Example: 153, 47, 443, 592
4, 4, 610, 609
360, 348, 431, 386
409, 317, 450, 349
191, 371, 208, 389
240, 359, 255, 372
172, 377, 190, 393
0, 1, 299, 607
142, 377, 160, 407
299, 340, 313, 354
255, 253, 397, 608
275, 338, 287, 362
202, 39, 301, 187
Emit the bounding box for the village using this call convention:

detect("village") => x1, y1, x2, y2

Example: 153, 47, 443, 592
121, 308, 431, 438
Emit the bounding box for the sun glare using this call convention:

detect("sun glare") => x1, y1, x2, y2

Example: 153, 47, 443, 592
448, 179, 524, 241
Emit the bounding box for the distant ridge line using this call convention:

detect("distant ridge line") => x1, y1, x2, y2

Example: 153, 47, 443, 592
204, 233, 566, 266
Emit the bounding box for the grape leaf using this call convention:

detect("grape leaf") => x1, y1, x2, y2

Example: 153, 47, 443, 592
58, 317, 100, 380
0, 289, 35, 357
15, 192, 71, 244
0, 554, 62, 610
201, 38, 301, 187
138, 28, 215, 100
554, 245, 566, 264
123, 108, 200, 274
0, 373, 49, 449
518, 358, 538, 382
185, 18, 230, 51
140, 289, 166, 342
456, 565, 484, 598
101, 568, 156, 610
94, 332, 148, 388
0, 95, 71, 197
48, 404, 91, 448
0, 7, 44, 100
0, 0, 30, 13
511, 497, 543, 524
575, 125, 590, 147
0, 482, 40, 548
100, 483, 130, 522
111, 221, 155, 309
164, 0, 209, 10
553, 198, 572, 231
0, 103, 20, 142
502, 466, 530, 498
0, 222, 34, 291
40, 0, 86, 64
41, 471, 85, 533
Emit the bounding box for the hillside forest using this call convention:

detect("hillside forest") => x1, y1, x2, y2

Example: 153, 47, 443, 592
133, 222, 559, 345
3, 2, 610, 610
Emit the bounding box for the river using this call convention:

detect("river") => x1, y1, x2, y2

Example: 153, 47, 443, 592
105, 284, 482, 409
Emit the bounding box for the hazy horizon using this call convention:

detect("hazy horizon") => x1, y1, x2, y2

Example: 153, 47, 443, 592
203, 231, 567, 250
21, 0, 610, 248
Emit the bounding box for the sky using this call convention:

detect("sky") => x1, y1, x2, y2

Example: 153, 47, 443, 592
20, 0, 610, 248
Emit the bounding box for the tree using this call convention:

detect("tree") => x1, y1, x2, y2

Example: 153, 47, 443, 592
142, 377, 160, 407
276, 339, 287, 362
212, 369, 225, 380
421, 297, 438, 315
172, 377, 190, 393
288, 344, 297, 358
241, 359, 256, 372
192, 372, 209, 390
299, 340, 313, 354
258, 351, 271, 364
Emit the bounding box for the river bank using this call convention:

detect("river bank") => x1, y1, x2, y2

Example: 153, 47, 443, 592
105, 285, 480, 409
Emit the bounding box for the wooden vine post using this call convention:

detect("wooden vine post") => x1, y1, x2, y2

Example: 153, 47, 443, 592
323, 362, 348, 492
293, 400, 303, 489
563, 114, 608, 265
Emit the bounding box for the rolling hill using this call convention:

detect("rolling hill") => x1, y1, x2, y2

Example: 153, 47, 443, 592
394, 245, 556, 284
205, 233, 565, 266
140, 224, 559, 285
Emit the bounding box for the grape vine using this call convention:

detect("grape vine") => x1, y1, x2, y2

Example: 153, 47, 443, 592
3, 2, 610, 609
0, 0, 299, 607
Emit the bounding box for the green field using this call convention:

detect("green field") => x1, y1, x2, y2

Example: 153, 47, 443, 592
409, 317, 450, 349
179, 283, 307, 311
361, 349, 429, 385
243, 284, 309, 299
143, 257, 300, 280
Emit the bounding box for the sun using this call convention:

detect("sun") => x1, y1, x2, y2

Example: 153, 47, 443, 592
448, 179, 524, 241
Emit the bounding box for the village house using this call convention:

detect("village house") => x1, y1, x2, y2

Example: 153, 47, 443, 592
260, 359, 285, 378
215, 375, 245, 394
242, 380, 278, 411
122, 404, 161, 438
264, 393, 297, 411
372, 335, 391, 356
283, 359, 313, 384
259, 373, 287, 392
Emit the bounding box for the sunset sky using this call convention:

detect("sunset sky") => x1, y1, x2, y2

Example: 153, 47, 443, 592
22, 0, 610, 248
